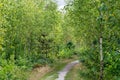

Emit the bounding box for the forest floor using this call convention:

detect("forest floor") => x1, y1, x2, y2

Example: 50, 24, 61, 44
28, 56, 79, 80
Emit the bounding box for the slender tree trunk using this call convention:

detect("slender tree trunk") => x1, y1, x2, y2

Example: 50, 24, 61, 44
99, 37, 103, 80
99, 23, 104, 80
99, 4, 104, 79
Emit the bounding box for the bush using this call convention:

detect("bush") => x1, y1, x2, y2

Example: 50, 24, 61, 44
104, 51, 120, 79
79, 48, 120, 80
0, 59, 28, 80
79, 48, 99, 80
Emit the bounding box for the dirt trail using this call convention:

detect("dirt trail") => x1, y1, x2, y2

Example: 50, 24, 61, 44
55, 60, 79, 80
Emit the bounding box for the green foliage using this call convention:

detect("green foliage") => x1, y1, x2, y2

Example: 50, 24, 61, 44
104, 51, 120, 79
2, 0, 120, 79
65, 0, 120, 79
0, 28, 5, 51
0, 55, 27, 80
57, 41, 75, 58
0, 0, 68, 79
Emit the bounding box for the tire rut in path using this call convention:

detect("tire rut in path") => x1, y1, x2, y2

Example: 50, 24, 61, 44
55, 60, 79, 80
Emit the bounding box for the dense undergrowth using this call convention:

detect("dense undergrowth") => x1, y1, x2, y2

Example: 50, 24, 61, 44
0, 0, 76, 80
79, 48, 120, 80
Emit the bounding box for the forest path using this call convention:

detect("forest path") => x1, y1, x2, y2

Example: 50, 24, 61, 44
55, 60, 79, 80
29, 57, 79, 80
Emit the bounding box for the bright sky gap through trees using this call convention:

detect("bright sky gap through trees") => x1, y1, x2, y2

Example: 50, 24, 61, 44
55, 0, 66, 10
